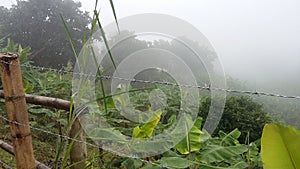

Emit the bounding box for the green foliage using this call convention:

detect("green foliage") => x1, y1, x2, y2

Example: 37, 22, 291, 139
121, 158, 143, 169
226, 76, 300, 131
195, 129, 249, 168
0, 39, 266, 168
99, 30, 215, 85
156, 126, 255, 169
261, 124, 300, 169
199, 96, 272, 142
158, 157, 197, 169
0, 0, 91, 67
198, 145, 248, 164
3, 2, 298, 168
86, 81, 265, 168
0, 39, 70, 166
175, 117, 205, 154
133, 109, 162, 138
88, 128, 127, 142
219, 129, 241, 146
255, 96, 300, 129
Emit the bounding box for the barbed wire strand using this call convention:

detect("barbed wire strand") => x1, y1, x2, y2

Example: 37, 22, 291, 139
0, 59, 299, 100
0, 59, 299, 168
0, 114, 170, 169
0, 159, 13, 169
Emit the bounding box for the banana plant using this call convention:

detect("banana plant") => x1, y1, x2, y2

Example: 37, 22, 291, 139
132, 109, 162, 138
157, 118, 250, 169
175, 117, 206, 154
261, 123, 300, 169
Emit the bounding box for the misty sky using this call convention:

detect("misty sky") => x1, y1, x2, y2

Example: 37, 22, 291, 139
2, 0, 300, 94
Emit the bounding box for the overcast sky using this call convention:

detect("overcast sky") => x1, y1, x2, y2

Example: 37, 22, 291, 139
2, 0, 300, 93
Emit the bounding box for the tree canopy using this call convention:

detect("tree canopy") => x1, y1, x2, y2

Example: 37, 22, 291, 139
199, 96, 272, 142
0, 0, 91, 67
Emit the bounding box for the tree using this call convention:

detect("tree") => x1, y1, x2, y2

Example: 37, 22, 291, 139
0, 6, 10, 34
0, 0, 91, 67
98, 30, 216, 86
199, 96, 272, 142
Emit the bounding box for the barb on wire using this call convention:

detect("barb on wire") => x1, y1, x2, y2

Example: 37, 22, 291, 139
0, 114, 169, 169
0, 59, 300, 100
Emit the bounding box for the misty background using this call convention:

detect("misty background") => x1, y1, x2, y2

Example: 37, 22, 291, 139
2, 0, 300, 95
1, 0, 299, 129
86, 0, 300, 95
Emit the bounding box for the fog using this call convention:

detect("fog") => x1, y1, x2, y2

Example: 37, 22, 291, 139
84, 0, 300, 95
3, 0, 300, 95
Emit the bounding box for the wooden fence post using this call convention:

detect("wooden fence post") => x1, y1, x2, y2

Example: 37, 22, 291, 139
1, 89, 88, 168
0, 53, 36, 169
70, 118, 87, 169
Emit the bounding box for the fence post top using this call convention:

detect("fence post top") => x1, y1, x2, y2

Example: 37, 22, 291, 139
0, 52, 19, 60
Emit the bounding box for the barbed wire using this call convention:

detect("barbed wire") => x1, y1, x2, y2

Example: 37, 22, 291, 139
0, 114, 169, 169
0, 59, 299, 100
0, 159, 13, 169
0, 59, 299, 168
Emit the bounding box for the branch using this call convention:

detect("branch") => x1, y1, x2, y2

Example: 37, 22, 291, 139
0, 90, 72, 111
0, 140, 51, 169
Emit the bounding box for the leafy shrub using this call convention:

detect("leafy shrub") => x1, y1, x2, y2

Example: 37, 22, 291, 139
199, 96, 272, 142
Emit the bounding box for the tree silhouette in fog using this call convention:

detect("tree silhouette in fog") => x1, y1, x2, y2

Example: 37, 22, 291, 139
0, 0, 91, 67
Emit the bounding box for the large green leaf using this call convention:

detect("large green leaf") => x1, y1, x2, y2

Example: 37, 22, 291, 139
132, 110, 162, 138
198, 162, 248, 169
199, 145, 248, 164
219, 128, 241, 146
88, 128, 127, 142
175, 117, 204, 154
140, 164, 161, 169
158, 157, 197, 169
261, 124, 300, 169
121, 158, 143, 169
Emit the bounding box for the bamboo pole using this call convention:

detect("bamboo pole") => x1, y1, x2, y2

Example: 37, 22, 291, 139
0, 53, 36, 169
0, 90, 72, 111
0, 53, 88, 168
0, 140, 50, 169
